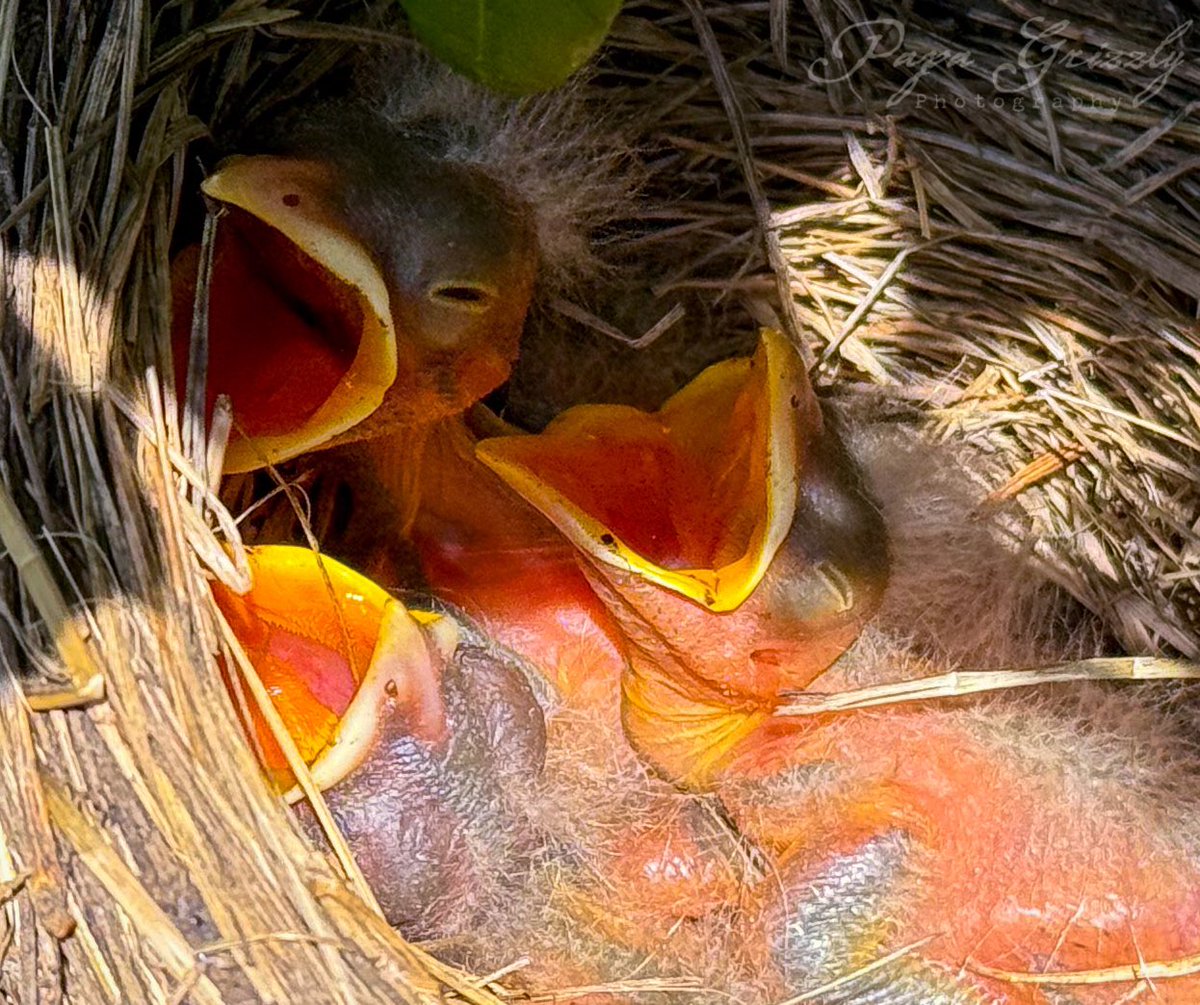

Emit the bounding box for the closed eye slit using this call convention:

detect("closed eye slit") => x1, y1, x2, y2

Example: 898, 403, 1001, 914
428, 281, 496, 312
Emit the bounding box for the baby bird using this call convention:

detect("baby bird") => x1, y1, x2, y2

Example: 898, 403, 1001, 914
476, 329, 890, 784
172, 77, 549, 474
212, 546, 546, 938
473, 336, 1200, 1003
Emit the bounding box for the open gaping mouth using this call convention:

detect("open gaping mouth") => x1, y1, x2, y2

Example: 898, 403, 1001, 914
478, 330, 813, 612
213, 545, 451, 794
172, 156, 397, 472
201, 207, 365, 437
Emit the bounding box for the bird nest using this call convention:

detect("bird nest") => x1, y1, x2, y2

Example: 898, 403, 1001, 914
1, 1, 1198, 1002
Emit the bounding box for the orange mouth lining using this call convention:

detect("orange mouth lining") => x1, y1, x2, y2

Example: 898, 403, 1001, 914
212, 547, 388, 788
479, 368, 772, 575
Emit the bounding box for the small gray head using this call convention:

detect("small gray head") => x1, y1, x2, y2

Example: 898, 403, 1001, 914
297, 610, 547, 937
329, 129, 538, 356
258, 106, 541, 435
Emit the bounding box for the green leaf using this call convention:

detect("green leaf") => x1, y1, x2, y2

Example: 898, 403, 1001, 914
399, 0, 622, 95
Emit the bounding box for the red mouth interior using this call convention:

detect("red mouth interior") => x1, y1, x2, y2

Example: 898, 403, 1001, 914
172, 207, 365, 441
532, 429, 688, 566
491, 396, 767, 573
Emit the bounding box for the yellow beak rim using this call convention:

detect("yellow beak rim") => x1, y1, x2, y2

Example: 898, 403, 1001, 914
202, 156, 398, 472
477, 330, 812, 612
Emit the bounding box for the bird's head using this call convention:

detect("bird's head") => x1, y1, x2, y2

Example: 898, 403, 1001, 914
213, 546, 546, 933
476, 330, 890, 785
172, 123, 536, 472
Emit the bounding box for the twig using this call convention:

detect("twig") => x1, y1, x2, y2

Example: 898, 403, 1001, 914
773, 936, 937, 1005
684, 0, 822, 366
968, 949, 1200, 986
777, 657, 1200, 716
0, 481, 105, 709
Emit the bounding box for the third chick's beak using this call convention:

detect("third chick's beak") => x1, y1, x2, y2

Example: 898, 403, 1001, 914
213, 546, 546, 937
172, 120, 537, 473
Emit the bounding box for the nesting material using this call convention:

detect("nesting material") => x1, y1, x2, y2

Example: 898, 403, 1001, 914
516, 2, 1200, 661
1, 1, 1199, 1004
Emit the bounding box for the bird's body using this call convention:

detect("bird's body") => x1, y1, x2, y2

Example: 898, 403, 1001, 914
401, 338, 1200, 1004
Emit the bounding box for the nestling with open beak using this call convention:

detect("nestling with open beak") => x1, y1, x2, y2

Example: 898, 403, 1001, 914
172, 54, 629, 480
477, 329, 890, 784
442, 332, 1200, 1002
172, 128, 536, 474
212, 546, 546, 938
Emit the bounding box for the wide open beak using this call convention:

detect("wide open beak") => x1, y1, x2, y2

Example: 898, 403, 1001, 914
478, 330, 890, 785
212, 545, 451, 793
172, 156, 398, 473
477, 329, 813, 613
